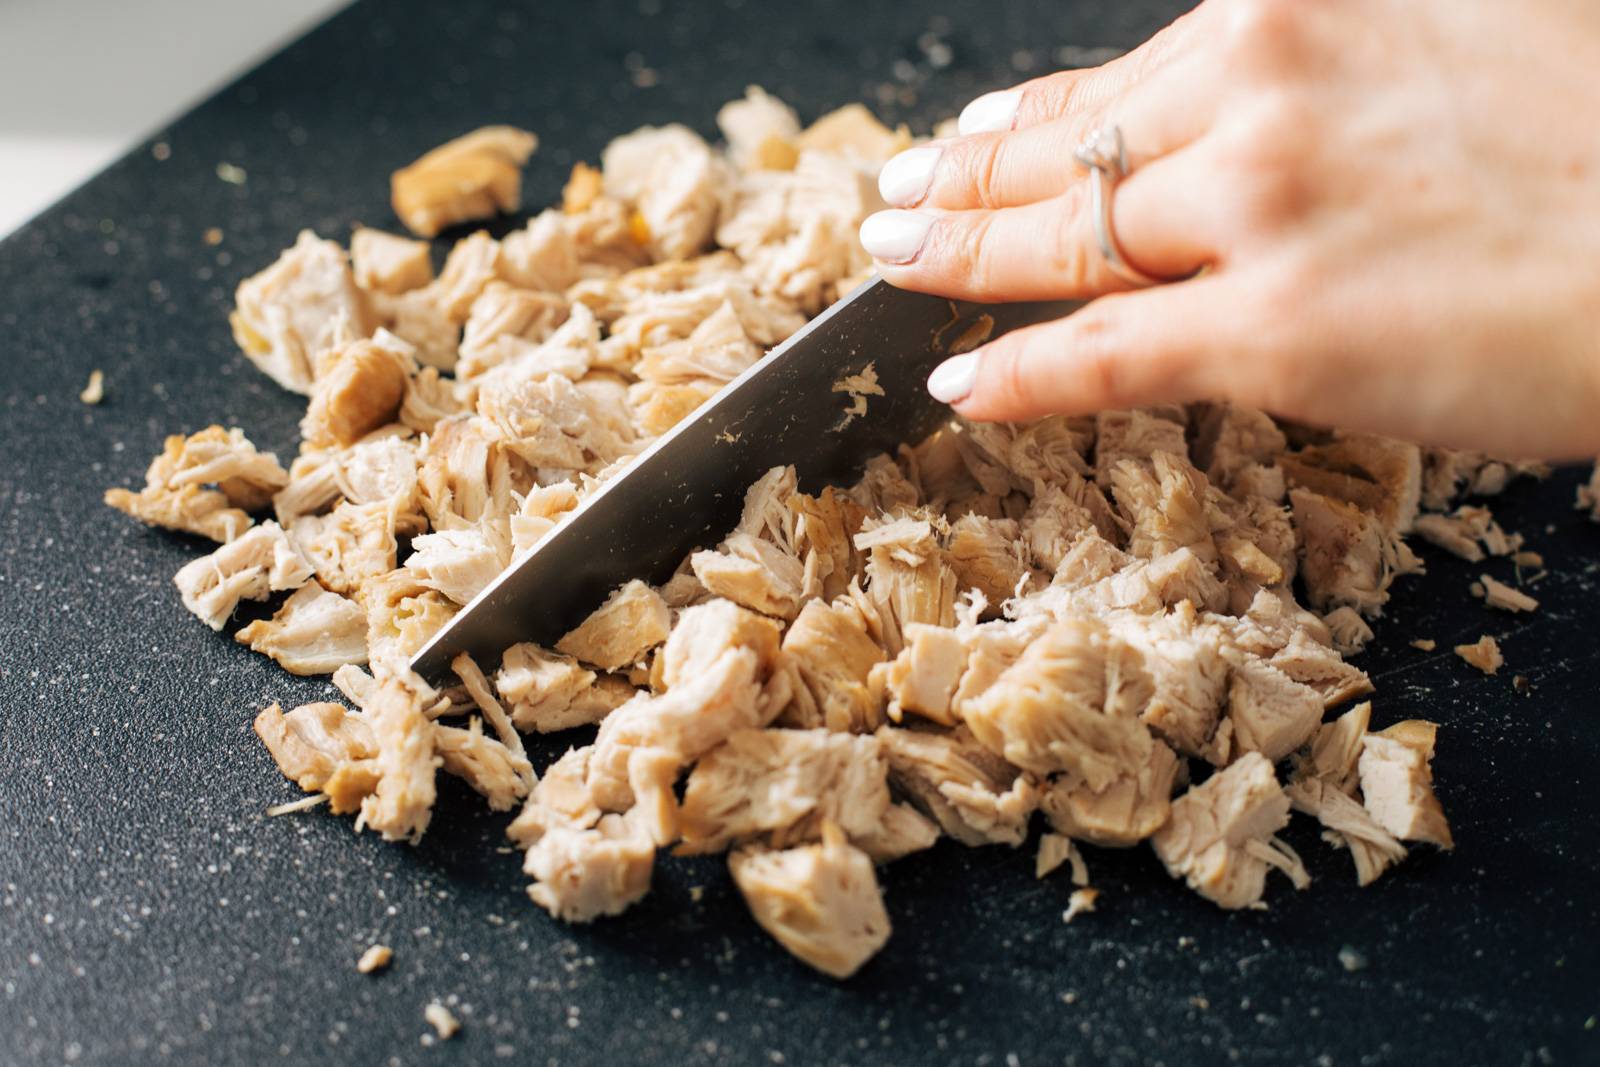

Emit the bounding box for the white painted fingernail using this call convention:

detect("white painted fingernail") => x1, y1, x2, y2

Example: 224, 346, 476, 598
957, 89, 1021, 135
878, 144, 943, 207
927, 353, 979, 404
859, 210, 935, 264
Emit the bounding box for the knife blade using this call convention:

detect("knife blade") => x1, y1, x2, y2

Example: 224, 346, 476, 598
411, 276, 1078, 678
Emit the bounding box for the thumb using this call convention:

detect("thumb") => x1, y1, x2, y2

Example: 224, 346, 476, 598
928, 279, 1236, 422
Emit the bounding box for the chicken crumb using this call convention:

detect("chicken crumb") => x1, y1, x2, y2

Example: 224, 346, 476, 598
357, 944, 393, 974
1409, 639, 1436, 652
1337, 945, 1369, 972
80, 369, 105, 405
424, 1002, 461, 1039
1454, 635, 1503, 675
1479, 574, 1539, 613
1062, 887, 1099, 924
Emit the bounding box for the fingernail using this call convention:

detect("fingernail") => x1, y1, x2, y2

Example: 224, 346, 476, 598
957, 89, 1021, 135
927, 353, 979, 404
858, 210, 935, 264
877, 144, 943, 207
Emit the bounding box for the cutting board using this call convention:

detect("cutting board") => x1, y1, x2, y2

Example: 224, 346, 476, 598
1, 2, 1596, 1064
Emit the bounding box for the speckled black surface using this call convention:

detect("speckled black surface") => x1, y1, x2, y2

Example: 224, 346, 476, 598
2, 1, 1599, 1064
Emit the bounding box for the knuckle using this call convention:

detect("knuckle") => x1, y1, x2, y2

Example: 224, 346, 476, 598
1045, 185, 1100, 288
1067, 304, 1132, 406
1220, 0, 1303, 63
961, 136, 1007, 211
951, 214, 1002, 298
1026, 72, 1089, 122
1217, 96, 1317, 229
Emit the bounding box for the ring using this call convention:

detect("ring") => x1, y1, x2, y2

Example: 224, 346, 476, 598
1073, 125, 1164, 288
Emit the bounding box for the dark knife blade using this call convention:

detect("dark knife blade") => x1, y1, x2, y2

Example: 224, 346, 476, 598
411, 276, 1077, 678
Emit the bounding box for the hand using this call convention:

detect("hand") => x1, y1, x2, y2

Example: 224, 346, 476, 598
860, 0, 1600, 461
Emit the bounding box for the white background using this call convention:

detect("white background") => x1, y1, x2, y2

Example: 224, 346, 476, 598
0, 0, 351, 239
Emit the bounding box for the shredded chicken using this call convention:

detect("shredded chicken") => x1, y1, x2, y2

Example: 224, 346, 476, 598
111, 87, 1528, 979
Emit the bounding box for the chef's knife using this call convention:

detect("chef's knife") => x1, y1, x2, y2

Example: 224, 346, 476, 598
411, 276, 1078, 678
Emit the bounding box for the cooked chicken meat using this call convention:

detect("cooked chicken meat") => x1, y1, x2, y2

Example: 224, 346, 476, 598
111, 87, 1524, 979
390, 126, 538, 238
728, 821, 892, 980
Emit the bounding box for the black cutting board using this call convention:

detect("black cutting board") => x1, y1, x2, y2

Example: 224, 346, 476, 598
2, 2, 1597, 1064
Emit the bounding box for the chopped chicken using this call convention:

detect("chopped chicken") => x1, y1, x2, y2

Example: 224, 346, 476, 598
679, 728, 931, 860
717, 85, 801, 171
230, 230, 374, 394
1290, 487, 1419, 616
1412, 505, 1521, 562
105, 425, 289, 542
523, 814, 655, 923
1287, 777, 1407, 886
236, 582, 368, 675
404, 527, 506, 605
555, 579, 671, 671
1454, 635, 1504, 675
254, 700, 376, 798
657, 598, 783, 690
301, 331, 414, 449
1040, 739, 1179, 847
1293, 701, 1372, 797
1359, 722, 1453, 849
946, 514, 1029, 603
963, 618, 1153, 789
291, 500, 403, 596
875, 725, 1036, 847
361, 568, 457, 670
796, 104, 911, 163
1321, 606, 1374, 656
1478, 574, 1539, 613
173, 520, 313, 630
1279, 434, 1422, 535
1151, 752, 1309, 909
390, 126, 538, 238
729, 821, 891, 979
587, 647, 769, 811
117, 89, 1512, 977
1035, 834, 1090, 884
434, 716, 533, 811
1224, 658, 1325, 763
878, 622, 968, 727
350, 228, 433, 295
779, 599, 886, 733
357, 673, 442, 843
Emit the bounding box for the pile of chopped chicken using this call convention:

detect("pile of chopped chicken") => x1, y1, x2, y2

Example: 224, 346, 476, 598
106, 89, 1559, 980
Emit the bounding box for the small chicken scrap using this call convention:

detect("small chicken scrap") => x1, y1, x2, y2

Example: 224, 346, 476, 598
107, 90, 1552, 980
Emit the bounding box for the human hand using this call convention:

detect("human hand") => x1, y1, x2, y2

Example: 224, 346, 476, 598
860, 0, 1600, 460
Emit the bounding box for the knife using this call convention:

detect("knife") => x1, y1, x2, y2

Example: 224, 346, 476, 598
411, 276, 1078, 678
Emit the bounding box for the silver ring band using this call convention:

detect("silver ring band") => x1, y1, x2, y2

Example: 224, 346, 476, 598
1073, 125, 1164, 288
